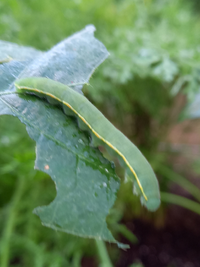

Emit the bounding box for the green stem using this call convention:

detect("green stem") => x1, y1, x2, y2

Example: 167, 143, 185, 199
161, 192, 200, 214
95, 239, 113, 267
0, 176, 25, 267
159, 165, 200, 202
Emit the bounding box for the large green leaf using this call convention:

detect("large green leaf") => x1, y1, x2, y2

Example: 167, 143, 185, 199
0, 61, 29, 92
0, 93, 124, 246
18, 25, 109, 94
0, 40, 43, 91
0, 40, 43, 62
0, 26, 128, 248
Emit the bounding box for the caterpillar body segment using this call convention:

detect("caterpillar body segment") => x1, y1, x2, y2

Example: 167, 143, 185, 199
15, 77, 160, 211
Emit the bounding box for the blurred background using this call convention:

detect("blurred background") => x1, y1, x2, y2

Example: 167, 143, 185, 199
1, 0, 200, 266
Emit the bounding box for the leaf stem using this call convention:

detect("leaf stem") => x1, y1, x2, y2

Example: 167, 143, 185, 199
95, 239, 113, 267
0, 176, 25, 267
161, 192, 200, 214
159, 165, 200, 202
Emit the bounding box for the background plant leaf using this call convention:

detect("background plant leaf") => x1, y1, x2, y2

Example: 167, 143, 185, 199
182, 91, 200, 119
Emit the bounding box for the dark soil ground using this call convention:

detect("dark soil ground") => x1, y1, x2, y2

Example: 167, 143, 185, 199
117, 206, 200, 267
83, 205, 200, 267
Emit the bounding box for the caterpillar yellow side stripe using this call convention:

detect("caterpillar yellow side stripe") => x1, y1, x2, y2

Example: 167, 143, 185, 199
15, 77, 160, 211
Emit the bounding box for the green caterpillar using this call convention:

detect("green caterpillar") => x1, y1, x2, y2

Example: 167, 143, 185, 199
15, 77, 160, 211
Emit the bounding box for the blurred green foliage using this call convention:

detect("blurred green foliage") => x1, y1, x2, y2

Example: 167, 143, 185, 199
1, 0, 200, 266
